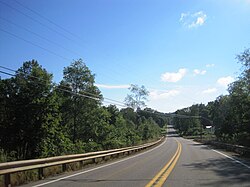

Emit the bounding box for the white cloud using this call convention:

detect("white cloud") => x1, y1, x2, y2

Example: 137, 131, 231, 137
180, 13, 188, 22
161, 68, 187, 82
180, 11, 207, 29
193, 69, 206, 75
95, 84, 130, 89
202, 88, 217, 94
206, 64, 215, 68
149, 89, 180, 100
217, 76, 234, 87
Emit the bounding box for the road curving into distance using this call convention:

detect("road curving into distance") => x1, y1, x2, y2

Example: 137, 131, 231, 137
22, 126, 250, 187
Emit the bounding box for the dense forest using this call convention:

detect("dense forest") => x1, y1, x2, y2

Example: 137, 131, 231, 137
0, 48, 249, 162
172, 49, 250, 147
0, 60, 166, 162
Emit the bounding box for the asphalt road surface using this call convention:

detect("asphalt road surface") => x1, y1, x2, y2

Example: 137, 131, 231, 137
24, 128, 250, 187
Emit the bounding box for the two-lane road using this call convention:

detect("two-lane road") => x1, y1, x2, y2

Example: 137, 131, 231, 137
24, 131, 250, 187
164, 138, 250, 186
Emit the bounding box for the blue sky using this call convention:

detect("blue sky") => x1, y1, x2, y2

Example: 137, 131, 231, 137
0, 0, 250, 112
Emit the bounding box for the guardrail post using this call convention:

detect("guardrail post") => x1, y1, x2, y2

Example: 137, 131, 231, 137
62, 163, 67, 172
80, 161, 84, 168
38, 168, 44, 180
4, 173, 11, 187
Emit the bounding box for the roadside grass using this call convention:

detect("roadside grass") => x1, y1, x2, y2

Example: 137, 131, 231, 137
183, 134, 216, 141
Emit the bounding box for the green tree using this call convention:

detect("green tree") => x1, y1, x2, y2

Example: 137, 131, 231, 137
173, 48, 250, 146
58, 59, 102, 144
105, 105, 120, 125
138, 108, 169, 128
226, 49, 250, 145
120, 107, 137, 124
125, 84, 149, 110
0, 60, 65, 159
172, 105, 201, 136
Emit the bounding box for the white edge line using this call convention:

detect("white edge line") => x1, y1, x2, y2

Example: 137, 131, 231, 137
33, 138, 167, 187
184, 138, 250, 169
212, 149, 250, 169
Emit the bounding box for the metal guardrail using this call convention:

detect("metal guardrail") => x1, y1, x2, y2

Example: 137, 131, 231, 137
208, 141, 250, 156
0, 137, 164, 187
195, 139, 250, 156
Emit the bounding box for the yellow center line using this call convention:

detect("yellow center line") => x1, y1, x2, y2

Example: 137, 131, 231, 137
145, 139, 182, 187
98, 137, 168, 182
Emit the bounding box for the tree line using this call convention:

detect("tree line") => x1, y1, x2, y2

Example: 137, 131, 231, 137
0, 59, 164, 162
172, 49, 250, 147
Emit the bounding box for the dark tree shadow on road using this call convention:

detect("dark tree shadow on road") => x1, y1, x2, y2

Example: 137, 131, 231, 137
60, 178, 149, 183
189, 143, 211, 150
183, 157, 250, 186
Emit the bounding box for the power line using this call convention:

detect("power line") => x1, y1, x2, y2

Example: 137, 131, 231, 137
0, 0, 176, 89
0, 25, 128, 85
0, 1, 152, 107
0, 68, 212, 120
141, 110, 200, 119
0, 65, 17, 73
0, 69, 126, 107
0, 67, 212, 122
171, 113, 200, 119
0, 66, 212, 121
0, 65, 125, 105
0, 28, 71, 61
0, 0, 135, 85
2, 0, 137, 84
0, 16, 82, 57
0, 66, 126, 106
0, 27, 126, 85
0, 69, 114, 105
0, 70, 190, 117
13, 0, 83, 41
0, 0, 79, 44
0, 70, 15, 77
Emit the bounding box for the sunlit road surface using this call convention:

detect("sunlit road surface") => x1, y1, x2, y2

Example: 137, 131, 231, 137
23, 127, 250, 187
